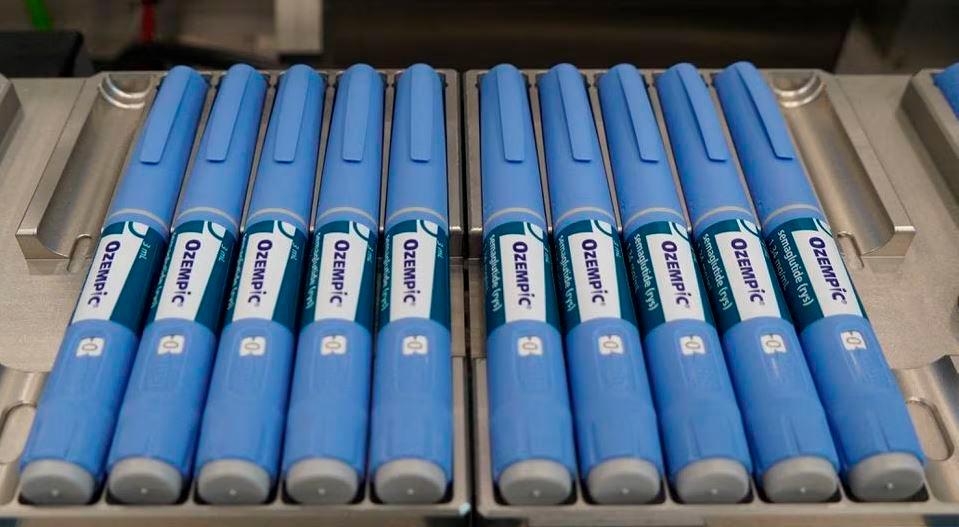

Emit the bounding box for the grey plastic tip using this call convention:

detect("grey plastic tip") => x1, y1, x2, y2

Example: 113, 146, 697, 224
20, 460, 96, 505
498, 459, 572, 505
587, 457, 661, 505
848, 452, 925, 502
108, 457, 183, 505
374, 459, 447, 504
285, 458, 359, 505
197, 459, 271, 505
674, 458, 750, 504
762, 456, 838, 503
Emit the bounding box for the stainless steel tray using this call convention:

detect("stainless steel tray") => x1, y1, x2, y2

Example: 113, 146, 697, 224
464, 68, 959, 526
0, 68, 470, 526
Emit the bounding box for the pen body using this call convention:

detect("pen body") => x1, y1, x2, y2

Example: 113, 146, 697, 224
714, 62, 922, 476
657, 63, 838, 480
109, 64, 268, 483
20, 66, 208, 500
538, 64, 664, 489
480, 65, 577, 491
282, 64, 383, 492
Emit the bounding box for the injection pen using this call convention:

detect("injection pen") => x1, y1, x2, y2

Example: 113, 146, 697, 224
538, 64, 664, 504
656, 63, 840, 502
19, 66, 208, 505
715, 61, 925, 501
282, 64, 383, 505
368, 64, 453, 504
480, 64, 577, 505
597, 64, 755, 504
191, 65, 324, 505
105, 64, 267, 504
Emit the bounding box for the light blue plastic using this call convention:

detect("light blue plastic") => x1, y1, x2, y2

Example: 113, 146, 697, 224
370, 64, 453, 483
189, 65, 324, 487
656, 63, 839, 478
537, 64, 664, 482
714, 61, 923, 473
282, 64, 383, 483
369, 64, 453, 487
480, 64, 577, 481
597, 64, 752, 482
107, 64, 267, 482
934, 62, 959, 118
21, 66, 208, 485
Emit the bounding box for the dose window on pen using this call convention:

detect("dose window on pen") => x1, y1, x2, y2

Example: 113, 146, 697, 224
517, 336, 543, 357
157, 334, 185, 355
239, 336, 267, 357
598, 335, 624, 356
402, 335, 429, 356
679, 335, 706, 356
841, 330, 867, 351
320, 335, 348, 356
760, 333, 787, 354
75, 337, 105, 357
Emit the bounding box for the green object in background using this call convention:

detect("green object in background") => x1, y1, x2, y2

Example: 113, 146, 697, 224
24, 0, 52, 30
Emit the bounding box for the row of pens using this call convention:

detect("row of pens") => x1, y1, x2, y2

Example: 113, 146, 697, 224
21, 63, 454, 507
479, 62, 924, 506
16, 60, 925, 509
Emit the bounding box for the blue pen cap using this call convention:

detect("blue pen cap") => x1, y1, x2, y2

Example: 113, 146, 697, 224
479, 64, 548, 231
934, 62, 959, 118
384, 64, 448, 230
314, 64, 386, 229
714, 62, 824, 232
107, 66, 208, 234
175, 63, 268, 231
655, 63, 755, 234
245, 64, 326, 231
597, 64, 687, 232
537, 64, 616, 230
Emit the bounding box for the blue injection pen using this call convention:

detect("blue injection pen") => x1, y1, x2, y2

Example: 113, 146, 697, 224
104, 64, 267, 504
191, 65, 324, 505
537, 64, 664, 505
597, 64, 754, 504
368, 64, 453, 505
281, 64, 383, 505
479, 64, 577, 505
19, 66, 208, 505
656, 63, 841, 502
715, 61, 925, 502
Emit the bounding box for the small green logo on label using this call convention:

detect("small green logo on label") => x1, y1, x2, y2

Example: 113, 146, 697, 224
302, 220, 377, 331
697, 218, 789, 333
148, 220, 236, 331
72, 221, 166, 331
227, 220, 307, 331
483, 221, 560, 334
555, 219, 636, 328
625, 221, 713, 332
766, 217, 866, 330
379, 219, 450, 329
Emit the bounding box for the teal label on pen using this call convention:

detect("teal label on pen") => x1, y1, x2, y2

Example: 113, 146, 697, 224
72, 221, 166, 331
148, 220, 237, 331
555, 219, 636, 328
484, 221, 560, 334
302, 220, 377, 332
696, 218, 789, 333
379, 219, 450, 328
625, 220, 713, 333
227, 220, 307, 331
767, 217, 866, 331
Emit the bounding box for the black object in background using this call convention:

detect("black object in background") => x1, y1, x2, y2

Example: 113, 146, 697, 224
0, 30, 93, 77
315, 0, 862, 70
